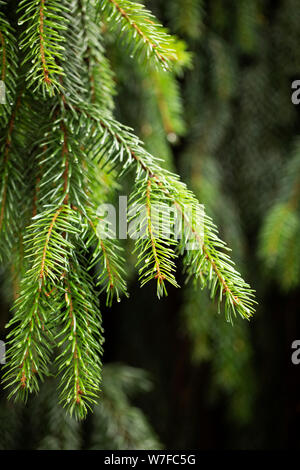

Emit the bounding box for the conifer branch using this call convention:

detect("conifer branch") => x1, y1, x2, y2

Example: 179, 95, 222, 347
18, 0, 68, 96
0, 9, 18, 126
55, 260, 103, 419
168, 0, 204, 40
131, 176, 179, 298
98, 0, 177, 69
0, 30, 5, 80
0, 95, 25, 261
3, 281, 54, 400
260, 139, 300, 290
3, 205, 81, 397
78, 0, 116, 111
0, 0, 257, 419
78, 107, 255, 320
143, 68, 186, 137
85, 212, 128, 306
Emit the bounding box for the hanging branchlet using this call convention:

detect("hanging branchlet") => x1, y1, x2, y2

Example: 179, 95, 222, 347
260, 139, 300, 290
0, 91, 41, 262
3, 205, 80, 399
54, 258, 104, 419
33, 116, 90, 213
130, 175, 179, 298
167, 0, 204, 40
0, 6, 18, 126
85, 213, 128, 307
77, 105, 256, 320
138, 65, 186, 145
98, 0, 178, 69
3, 281, 55, 401
0, 96, 22, 260
18, 0, 69, 96
60, 0, 90, 105
79, 0, 116, 112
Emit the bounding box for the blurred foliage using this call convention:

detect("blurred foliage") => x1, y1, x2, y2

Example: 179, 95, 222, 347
0, 364, 160, 450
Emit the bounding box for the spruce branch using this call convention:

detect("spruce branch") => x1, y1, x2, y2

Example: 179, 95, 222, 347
3, 205, 81, 396
0, 0, 257, 419
76, 106, 256, 320
91, 364, 161, 450
144, 68, 186, 137
168, 0, 204, 40
0, 93, 36, 261
0, 9, 18, 126
98, 0, 177, 69
3, 280, 54, 401
60, 0, 90, 104
259, 139, 300, 290
131, 176, 179, 298
0, 96, 22, 246
18, 0, 69, 96
86, 213, 128, 306
54, 261, 103, 419
78, 0, 116, 111
33, 115, 90, 213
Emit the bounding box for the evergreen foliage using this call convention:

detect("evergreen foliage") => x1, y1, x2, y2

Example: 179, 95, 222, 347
259, 140, 300, 290
0, 0, 298, 451
0, 0, 256, 421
